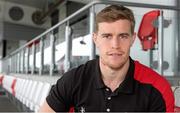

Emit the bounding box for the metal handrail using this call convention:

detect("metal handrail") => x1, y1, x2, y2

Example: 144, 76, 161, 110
4, 0, 179, 59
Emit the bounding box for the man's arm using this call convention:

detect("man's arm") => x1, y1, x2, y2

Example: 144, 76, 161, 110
38, 100, 55, 113
149, 89, 166, 111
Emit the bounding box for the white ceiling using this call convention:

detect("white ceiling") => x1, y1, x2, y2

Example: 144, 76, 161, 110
3, 0, 51, 9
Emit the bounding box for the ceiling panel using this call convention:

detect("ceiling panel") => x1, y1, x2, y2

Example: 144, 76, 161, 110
3, 0, 91, 10
3, 0, 48, 9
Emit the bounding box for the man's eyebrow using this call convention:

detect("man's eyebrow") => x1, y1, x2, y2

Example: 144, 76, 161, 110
99, 33, 131, 36
99, 33, 112, 37
118, 33, 130, 36
101, 33, 112, 35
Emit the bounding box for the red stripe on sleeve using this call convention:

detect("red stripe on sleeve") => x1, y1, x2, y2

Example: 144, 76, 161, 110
134, 61, 175, 112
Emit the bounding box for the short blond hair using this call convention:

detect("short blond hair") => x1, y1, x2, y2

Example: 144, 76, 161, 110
95, 5, 135, 34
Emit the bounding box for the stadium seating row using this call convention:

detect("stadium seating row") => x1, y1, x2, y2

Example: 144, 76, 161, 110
0, 74, 51, 112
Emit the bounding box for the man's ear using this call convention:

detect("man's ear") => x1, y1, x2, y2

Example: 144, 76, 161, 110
130, 32, 136, 46
93, 33, 98, 46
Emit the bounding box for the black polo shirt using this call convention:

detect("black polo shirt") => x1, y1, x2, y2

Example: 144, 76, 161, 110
46, 58, 166, 112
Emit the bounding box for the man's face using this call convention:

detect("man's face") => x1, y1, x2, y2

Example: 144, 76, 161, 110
93, 19, 136, 70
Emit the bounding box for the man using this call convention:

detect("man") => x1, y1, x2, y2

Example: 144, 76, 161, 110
39, 5, 174, 112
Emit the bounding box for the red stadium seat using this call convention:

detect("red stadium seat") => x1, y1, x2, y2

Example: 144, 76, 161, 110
11, 79, 17, 96
2, 75, 16, 94
138, 10, 160, 51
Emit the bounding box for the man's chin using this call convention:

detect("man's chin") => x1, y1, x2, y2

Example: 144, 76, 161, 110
108, 63, 124, 70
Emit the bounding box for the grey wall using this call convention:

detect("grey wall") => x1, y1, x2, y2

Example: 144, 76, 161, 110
3, 22, 45, 41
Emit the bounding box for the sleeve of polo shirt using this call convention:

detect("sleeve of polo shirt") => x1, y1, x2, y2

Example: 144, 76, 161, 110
148, 87, 166, 112
46, 72, 74, 112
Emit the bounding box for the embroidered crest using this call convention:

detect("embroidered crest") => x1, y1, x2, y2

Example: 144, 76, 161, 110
80, 106, 85, 113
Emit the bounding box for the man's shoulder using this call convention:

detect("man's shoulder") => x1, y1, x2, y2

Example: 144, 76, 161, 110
57, 59, 98, 92
133, 60, 168, 84
134, 61, 164, 79
67, 59, 97, 74
133, 60, 174, 112
62, 59, 98, 80
133, 60, 172, 95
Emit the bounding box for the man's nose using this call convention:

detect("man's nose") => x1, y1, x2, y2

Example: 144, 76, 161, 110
111, 37, 120, 49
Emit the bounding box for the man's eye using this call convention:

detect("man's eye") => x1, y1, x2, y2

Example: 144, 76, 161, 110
102, 35, 111, 39
120, 35, 128, 39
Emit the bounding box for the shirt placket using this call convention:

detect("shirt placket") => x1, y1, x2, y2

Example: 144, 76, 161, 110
104, 87, 112, 112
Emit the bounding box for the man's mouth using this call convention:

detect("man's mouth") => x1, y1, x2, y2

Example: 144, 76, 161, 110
109, 53, 121, 56
107, 52, 123, 56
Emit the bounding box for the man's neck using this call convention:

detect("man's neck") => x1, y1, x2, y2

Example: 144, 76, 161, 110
99, 59, 130, 92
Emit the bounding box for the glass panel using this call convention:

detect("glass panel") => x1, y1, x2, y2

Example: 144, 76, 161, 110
29, 46, 33, 74
24, 47, 28, 73
10, 56, 13, 73
4, 59, 9, 74
3, 59, 8, 73
17, 53, 20, 73
20, 50, 23, 73
22, 48, 26, 73
55, 23, 66, 75
130, 7, 152, 67
9, 57, 12, 73
70, 17, 89, 68
13, 55, 16, 73
15, 55, 17, 73
8, 58, 11, 74
161, 10, 178, 76
35, 41, 40, 74
8, 58, 11, 73
43, 35, 51, 74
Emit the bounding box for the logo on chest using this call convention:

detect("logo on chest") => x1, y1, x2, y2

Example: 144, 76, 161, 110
80, 106, 85, 113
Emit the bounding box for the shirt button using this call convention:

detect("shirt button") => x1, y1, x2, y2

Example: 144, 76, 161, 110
106, 88, 109, 91
106, 108, 110, 112
107, 97, 111, 100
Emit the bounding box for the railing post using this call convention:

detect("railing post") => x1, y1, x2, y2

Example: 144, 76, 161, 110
89, 5, 96, 60
39, 38, 44, 75
14, 53, 18, 73
19, 51, 22, 73
12, 55, 16, 73
16, 53, 19, 73
22, 49, 25, 73
26, 47, 30, 74
19, 52, 22, 73
16, 54, 18, 73
31, 43, 36, 75
158, 10, 164, 75
64, 22, 71, 72
10, 56, 13, 73
50, 33, 55, 76
14, 55, 16, 73
9, 57, 11, 73
18, 53, 20, 73
176, 0, 180, 75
